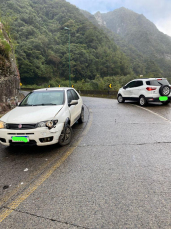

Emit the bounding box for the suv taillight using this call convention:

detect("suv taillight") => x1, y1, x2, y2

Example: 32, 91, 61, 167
146, 87, 157, 91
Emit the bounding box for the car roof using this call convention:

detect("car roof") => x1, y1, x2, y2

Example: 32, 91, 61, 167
33, 87, 73, 92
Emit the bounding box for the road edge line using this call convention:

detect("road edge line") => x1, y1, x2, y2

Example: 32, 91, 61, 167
133, 104, 171, 123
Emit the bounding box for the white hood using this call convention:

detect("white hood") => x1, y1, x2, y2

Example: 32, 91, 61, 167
1, 105, 63, 123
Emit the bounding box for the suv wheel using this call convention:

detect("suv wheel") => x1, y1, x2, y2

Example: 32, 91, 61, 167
139, 96, 147, 106
117, 94, 125, 103
159, 85, 170, 96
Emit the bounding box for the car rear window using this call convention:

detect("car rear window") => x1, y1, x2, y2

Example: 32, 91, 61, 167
146, 79, 169, 86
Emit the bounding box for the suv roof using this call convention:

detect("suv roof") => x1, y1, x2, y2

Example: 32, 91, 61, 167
132, 78, 166, 81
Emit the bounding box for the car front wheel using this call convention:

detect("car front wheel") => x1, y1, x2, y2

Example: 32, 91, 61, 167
139, 96, 147, 106
117, 94, 125, 103
58, 124, 72, 146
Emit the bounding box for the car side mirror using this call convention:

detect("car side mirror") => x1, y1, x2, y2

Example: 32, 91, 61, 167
123, 86, 126, 89
69, 100, 78, 107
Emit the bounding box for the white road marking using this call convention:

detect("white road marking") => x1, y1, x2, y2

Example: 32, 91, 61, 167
133, 104, 171, 123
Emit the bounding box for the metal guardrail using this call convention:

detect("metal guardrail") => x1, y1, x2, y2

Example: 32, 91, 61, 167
78, 90, 117, 96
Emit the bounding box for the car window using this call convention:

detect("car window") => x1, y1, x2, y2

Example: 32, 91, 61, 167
135, 81, 143, 87
20, 90, 65, 106
67, 90, 73, 104
70, 89, 79, 100
125, 81, 137, 88
146, 79, 169, 86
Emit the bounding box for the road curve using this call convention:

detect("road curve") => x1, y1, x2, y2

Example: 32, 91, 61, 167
0, 97, 171, 228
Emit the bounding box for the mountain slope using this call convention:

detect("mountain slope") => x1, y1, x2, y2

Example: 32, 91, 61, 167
93, 7, 171, 78
0, 0, 132, 85
81, 9, 163, 77
81, 7, 171, 78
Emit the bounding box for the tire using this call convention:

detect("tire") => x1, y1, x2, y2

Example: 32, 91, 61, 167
159, 85, 170, 96
117, 94, 125, 103
58, 124, 72, 146
78, 108, 84, 123
161, 100, 170, 105
139, 95, 147, 106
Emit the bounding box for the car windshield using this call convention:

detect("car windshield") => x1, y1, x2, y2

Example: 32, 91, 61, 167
20, 90, 65, 106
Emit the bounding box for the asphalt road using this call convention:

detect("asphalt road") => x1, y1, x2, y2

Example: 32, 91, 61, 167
1, 97, 171, 228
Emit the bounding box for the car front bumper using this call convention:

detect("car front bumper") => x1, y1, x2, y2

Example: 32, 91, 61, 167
0, 123, 64, 146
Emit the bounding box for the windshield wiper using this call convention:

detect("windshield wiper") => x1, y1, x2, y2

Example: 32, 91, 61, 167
33, 103, 57, 106
20, 104, 33, 106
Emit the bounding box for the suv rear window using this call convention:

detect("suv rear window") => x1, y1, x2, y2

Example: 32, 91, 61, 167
146, 79, 169, 86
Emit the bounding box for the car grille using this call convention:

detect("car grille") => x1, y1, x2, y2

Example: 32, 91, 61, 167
6, 124, 37, 130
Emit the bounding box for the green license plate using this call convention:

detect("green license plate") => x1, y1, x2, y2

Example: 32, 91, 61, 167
11, 136, 29, 143
159, 96, 168, 101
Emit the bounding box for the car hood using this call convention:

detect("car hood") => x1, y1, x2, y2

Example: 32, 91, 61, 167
0, 105, 63, 123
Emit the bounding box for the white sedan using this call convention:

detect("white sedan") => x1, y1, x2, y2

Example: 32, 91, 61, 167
0, 87, 84, 146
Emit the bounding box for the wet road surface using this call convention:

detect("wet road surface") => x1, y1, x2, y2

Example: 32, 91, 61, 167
0, 98, 171, 228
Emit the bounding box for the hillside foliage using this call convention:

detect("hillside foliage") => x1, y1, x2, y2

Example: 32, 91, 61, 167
0, 0, 133, 86
92, 8, 171, 79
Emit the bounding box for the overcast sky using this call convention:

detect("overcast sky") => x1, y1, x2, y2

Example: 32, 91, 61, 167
66, 0, 171, 37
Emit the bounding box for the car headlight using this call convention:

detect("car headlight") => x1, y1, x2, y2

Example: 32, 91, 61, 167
46, 121, 54, 129
0, 121, 6, 129
37, 121, 46, 128
37, 120, 58, 129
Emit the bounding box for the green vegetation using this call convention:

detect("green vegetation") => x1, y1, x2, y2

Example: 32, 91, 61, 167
0, 30, 11, 59
0, 0, 135, 87
1, 1, 167, 90
92, 8, 171, 79
21, 74, 137, 91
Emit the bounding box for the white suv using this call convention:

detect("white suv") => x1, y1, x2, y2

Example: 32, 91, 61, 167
117, 78, 171, 106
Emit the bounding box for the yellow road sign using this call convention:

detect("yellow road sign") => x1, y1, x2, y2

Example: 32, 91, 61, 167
59, 85, 60, 87
20, 83, 22, 86
72, 85, 74, 88
48, 85, 50, 88
109, 84, 112, 88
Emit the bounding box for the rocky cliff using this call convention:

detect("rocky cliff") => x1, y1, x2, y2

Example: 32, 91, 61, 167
0, 22, 20, 113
